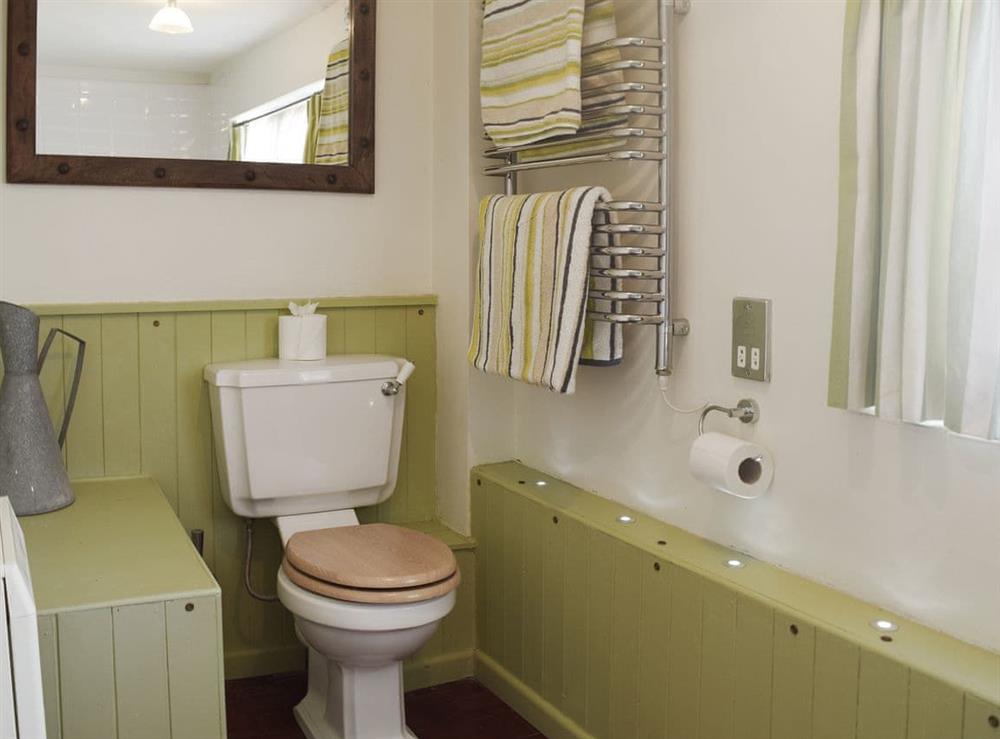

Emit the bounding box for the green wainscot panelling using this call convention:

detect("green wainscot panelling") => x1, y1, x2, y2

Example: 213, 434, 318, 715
404, 527, 477, 690
22, 296, 459, 679
471, 462, 1000, 739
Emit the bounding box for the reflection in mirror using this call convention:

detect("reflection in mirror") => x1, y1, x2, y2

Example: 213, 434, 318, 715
36, 0, 350, 165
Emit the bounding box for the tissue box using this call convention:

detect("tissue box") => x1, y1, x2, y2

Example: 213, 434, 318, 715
279, 314, 327, 360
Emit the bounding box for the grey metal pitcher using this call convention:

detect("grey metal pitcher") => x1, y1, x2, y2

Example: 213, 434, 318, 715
0, 302, 85, 515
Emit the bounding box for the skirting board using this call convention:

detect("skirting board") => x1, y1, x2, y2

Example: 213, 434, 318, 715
475, 652, 592, 739
227, 646, 473, 690
405, 650, 475, 692
226, 644, 307, 681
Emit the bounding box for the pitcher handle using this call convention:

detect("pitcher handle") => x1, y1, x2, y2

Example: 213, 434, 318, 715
38, 328, 86, 448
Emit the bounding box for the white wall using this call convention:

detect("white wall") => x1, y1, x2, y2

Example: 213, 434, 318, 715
211, 0, 349, 121
0, 0, 433, 304
430, 0, 514, 534
462, 0, 1000, 653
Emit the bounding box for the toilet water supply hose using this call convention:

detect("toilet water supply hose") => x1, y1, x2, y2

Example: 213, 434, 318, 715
244, 519, 280, 602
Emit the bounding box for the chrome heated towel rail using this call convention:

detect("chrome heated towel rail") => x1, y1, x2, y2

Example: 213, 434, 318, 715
483, 0, 690, 375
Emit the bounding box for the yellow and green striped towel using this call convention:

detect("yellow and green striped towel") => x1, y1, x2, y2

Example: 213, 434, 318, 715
581, 0, 624, 108
481, 0, 586, 147
581, 207, 624, 366
507, 0, 628, 162
469, 187, 617, 394
315, 37, 350, 166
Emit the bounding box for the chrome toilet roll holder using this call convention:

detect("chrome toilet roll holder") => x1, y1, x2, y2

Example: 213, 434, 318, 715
698, 399, 760, 436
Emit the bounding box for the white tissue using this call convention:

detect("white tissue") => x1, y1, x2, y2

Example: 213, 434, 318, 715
288, 300, 319, 316
279, 301, 326, 360
689, 431, 773, 499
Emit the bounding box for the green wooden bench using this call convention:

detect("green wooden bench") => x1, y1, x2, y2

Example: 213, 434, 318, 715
20, 477, 225, 739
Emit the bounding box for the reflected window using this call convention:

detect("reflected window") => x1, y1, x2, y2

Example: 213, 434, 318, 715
232, 94, 311, 164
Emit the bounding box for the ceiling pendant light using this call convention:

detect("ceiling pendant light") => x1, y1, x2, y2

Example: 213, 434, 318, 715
149, 0, 194, 35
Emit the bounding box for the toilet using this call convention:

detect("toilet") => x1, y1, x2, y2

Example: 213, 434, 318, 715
204, 355, 459, 739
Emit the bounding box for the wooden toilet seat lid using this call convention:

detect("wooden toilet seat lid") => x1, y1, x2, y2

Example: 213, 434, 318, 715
284, 523, 457, 590
282, 558, 461, 604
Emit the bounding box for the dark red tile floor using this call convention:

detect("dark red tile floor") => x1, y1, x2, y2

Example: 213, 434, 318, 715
226, 673, 546, 739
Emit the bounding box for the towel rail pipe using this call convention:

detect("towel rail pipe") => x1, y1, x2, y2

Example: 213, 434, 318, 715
591, 246, 666, 257
582, 59, 666, 77
582, 36, 665, 54
656, 0, 672, 374
594, 223, 666, 235
594, 200, 663, 211
590, 290, 664, 302
484, 150, 665, 176
588, 312, 664, 325
590, 268, 665, 280
583, 82, 666, 98
582, 103, 667, 118
483, 127, 661, 157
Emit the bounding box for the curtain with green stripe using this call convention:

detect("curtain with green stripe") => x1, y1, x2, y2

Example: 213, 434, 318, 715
829, 0, 1000, 440
304, 92, 322, 164
227, 124, 243, 162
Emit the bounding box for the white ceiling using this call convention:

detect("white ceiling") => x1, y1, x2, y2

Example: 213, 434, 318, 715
38, 0, 337, 75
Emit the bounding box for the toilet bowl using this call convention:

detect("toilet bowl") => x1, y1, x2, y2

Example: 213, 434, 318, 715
278, 569, 455, 739
204, 356, 456, 739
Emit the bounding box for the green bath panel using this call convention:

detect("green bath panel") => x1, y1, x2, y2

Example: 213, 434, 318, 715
472, 462, 1000, 739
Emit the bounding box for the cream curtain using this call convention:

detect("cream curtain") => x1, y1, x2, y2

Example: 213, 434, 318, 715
829, 0, 1000, 440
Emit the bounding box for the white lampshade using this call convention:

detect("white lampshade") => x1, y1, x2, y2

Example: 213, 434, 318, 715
149, 0, 193, 34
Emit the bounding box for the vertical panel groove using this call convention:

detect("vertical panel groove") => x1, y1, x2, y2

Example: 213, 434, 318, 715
811, 629, 860, 739
37, 613, 62, 739
699, 581, 737, 739
857, 651, 910, 739
638, 553, 670, 738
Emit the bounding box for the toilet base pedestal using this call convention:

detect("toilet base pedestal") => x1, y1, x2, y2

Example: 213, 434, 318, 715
293, 647, 417, 739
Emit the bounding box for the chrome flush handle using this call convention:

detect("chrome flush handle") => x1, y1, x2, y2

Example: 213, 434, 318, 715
381, 361, 416, 396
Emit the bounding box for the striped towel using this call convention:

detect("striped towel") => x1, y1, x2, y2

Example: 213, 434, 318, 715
469, 187, 614, 394
580, 208, 623, 365
481, 0, 585, 147
315, 38, 350, 166
580, 0, 625, 109
514, 0, 627, 163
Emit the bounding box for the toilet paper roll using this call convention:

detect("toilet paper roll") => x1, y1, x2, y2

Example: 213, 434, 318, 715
279, 314, 327, 360
689, 431, 773, 499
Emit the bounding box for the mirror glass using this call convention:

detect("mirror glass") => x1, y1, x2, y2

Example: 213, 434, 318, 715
35, 0, 350, 165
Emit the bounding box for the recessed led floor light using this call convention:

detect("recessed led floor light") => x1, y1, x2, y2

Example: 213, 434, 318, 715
616, 515, 636, 524
535, 481, 548, 487
724, 558, 746, 568
871, 618, 899, 632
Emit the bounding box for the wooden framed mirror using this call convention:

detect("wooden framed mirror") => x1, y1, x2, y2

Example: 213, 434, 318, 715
6, 0, 375, 192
